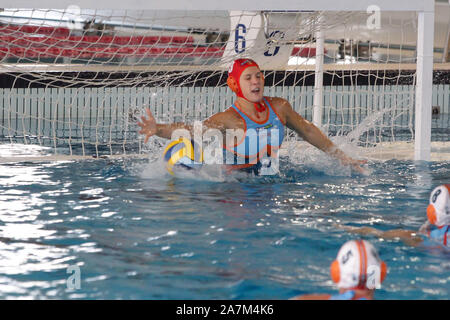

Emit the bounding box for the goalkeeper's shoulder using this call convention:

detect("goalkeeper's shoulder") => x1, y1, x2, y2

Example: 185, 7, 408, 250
202, 107, 242, 131
264, 96, 292, 124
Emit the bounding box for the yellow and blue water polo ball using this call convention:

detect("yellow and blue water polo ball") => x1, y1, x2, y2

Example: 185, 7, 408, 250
163, 137, 203, 175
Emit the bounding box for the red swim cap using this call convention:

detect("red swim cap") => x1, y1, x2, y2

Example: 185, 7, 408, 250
227, 59, 265, 112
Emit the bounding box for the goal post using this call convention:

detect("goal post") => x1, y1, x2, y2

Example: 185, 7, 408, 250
0, 0, 447, 162
415, 8, 435, 161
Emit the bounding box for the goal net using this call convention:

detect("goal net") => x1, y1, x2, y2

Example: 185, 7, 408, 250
0, 7, 447, 161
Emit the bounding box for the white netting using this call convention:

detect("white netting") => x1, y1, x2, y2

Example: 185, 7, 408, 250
0, 9, 447, 160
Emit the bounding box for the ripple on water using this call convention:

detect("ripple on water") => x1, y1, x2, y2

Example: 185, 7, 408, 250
0, 157, 448, 299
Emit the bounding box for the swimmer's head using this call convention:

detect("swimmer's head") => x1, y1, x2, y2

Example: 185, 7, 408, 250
227, 58, 264, 101
330, 240, 387, 290
427, 184, 450, 227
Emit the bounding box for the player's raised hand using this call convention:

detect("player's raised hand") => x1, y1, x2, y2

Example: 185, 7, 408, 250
137, 108, 157, 143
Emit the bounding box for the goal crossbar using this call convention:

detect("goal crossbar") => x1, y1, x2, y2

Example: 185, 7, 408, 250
3, 0, 435, 12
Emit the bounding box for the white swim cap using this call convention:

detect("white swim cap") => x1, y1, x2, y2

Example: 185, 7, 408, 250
427, 185, 450, 227
330, 240, 387, 290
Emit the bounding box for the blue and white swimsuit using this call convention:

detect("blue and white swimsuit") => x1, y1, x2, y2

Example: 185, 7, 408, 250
329, 290, 368, 300
425, 225, 449, 247
223, 97, 285, 175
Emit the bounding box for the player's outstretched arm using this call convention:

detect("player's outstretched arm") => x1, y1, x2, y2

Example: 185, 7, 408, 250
337, 224, 423, 247
278, 98, 367, 174
137, 108, 193, 142
137, 107, 233, 143
290, 294, 331, 300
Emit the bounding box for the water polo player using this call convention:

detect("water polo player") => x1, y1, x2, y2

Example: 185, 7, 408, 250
340, 184, 450, 248
137, 58, 366, 175
292, 240, 387, 300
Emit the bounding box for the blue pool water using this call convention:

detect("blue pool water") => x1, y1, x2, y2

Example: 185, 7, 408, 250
0, 153, 449, 299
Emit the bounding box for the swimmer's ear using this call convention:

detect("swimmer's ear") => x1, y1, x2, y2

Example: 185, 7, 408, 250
427, 204, 437, 225
330, 260, 340, 284
380, 261, 387, 283
227, 75, 239, 94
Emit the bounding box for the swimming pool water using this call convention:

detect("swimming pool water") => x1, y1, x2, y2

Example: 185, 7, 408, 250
0, 155, 449, 299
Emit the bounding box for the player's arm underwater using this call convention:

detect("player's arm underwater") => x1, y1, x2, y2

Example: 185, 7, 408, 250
337, 224, 425, 247
337, 185, 450, 248
271, 97, 367, 174
290, 294, 331, 300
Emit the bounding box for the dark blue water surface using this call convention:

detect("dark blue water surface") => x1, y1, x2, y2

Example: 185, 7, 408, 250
0, 155, 449, 299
